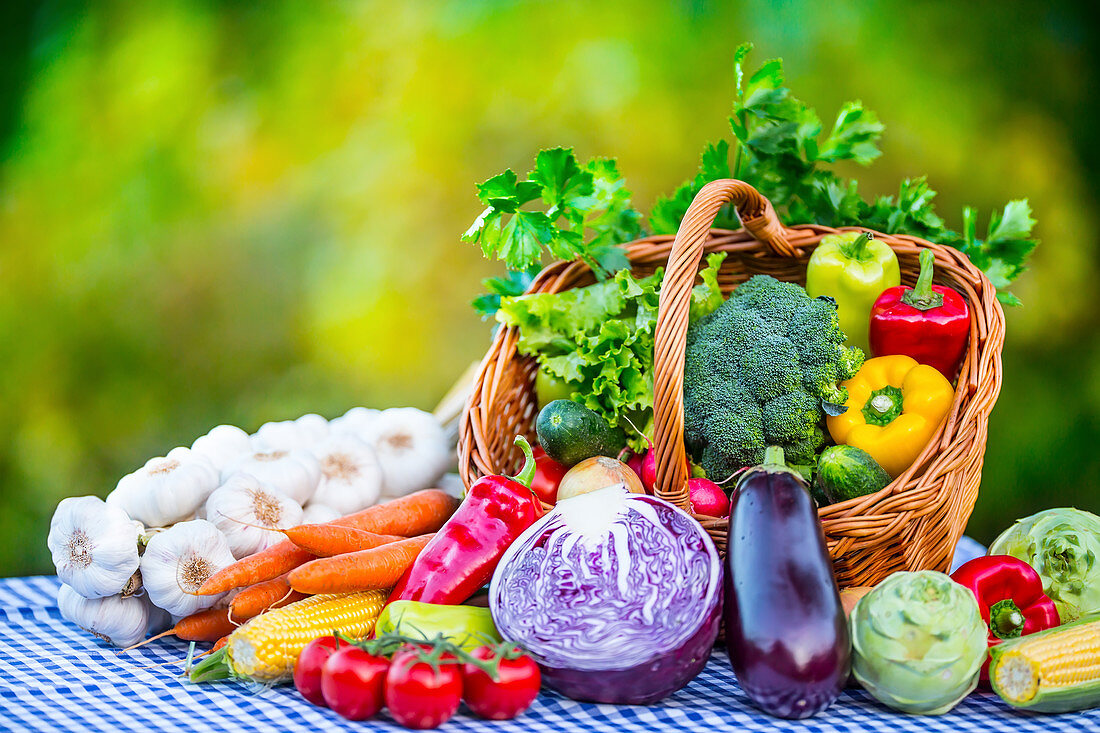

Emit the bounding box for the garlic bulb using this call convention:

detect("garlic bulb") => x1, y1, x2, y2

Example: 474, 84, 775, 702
330, 407, 381, 441
57, 584, 161, 648
363, 408, 451, 498
48, 496, 141, 599
205, 475, 303, 559
251, 413, 330, 452
309, 434, 383, 514
221, 449, 321, 505
300, 502, 341, 524
438, 473, 467, 500
107, 448, 220, 527
140, 519, 235, 617
191, 425, 252, 473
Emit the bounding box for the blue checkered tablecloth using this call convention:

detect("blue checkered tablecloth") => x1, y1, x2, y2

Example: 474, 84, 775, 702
2, 569, 1097, 732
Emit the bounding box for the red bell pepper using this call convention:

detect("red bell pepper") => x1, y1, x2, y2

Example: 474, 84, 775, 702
388, 436, 542, 606
869, 248, 969, 379
530, 445, 566, 505
950, 554, 1060, 680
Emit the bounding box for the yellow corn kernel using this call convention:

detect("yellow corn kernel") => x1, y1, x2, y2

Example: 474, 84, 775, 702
226, 590, 387, 682
994, 621, 1100, 704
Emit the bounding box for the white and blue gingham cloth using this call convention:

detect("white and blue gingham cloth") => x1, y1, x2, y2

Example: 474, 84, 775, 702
2, 567, 1096, 732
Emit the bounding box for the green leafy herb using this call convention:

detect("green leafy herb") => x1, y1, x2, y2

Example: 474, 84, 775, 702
471, 265, 542, 320
495, 254, 726, 450
651, 42, 1038, 303
463, 148, 642, 314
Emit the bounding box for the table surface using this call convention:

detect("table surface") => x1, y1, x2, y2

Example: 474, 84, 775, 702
2, 573, 1098, 733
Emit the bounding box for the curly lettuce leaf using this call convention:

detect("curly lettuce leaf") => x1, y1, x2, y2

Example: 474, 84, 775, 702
496, 255, 727, 450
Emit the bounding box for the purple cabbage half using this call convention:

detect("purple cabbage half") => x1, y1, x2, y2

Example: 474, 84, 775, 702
489, 485, 722, 705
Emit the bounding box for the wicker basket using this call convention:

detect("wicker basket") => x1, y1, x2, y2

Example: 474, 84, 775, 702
458, 179, 1005, 588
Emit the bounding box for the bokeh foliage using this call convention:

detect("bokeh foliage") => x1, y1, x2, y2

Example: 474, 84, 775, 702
2, 1, 1097, 576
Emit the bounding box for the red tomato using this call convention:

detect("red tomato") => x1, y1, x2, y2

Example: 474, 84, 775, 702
293, 635, 340, 707
531, 446, 567, 504
321, 646, 389, 721
461, 646, 541, 720
385, 648, 463, 729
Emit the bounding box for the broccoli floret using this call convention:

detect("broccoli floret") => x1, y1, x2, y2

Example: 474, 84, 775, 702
683, 275, 864, 478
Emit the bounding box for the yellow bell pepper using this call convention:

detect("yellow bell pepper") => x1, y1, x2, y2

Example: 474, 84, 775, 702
826, 355, 954, 478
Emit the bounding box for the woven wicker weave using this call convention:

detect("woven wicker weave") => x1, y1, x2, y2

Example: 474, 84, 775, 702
458, 179, 1005, 588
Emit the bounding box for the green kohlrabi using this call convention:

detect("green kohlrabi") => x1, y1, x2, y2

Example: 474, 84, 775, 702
850, 571, 987, 715
988, 507, 1100, 623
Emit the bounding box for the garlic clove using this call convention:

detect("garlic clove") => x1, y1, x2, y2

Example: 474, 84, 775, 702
57, 583, 160, 648
300, 502, 342, 525
330, 407, 381, 441
221, 449, 321, 506
309, 434, 384, 515
140, 519, 236, 617
363, 408, 452, 498
48, 496, 141, 599
205, 475, 304, 559
107, 449, 221, 528
250, 414, 331, 453
191, 425, 252, 473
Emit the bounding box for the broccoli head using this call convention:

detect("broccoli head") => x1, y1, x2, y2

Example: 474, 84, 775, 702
683, 275, 864, 480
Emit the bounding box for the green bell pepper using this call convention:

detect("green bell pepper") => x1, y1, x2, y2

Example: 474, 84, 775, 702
375, 600, 501, 651
806, 232, 899, 353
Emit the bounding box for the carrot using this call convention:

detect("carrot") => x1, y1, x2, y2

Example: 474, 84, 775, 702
228, 574, 308, 622
212, 635, 229, 652
174, 607, 238, 642
198, 489, 459, 595
288, 534, 434, 595
330, 489, 460, 536
123, 606, 237, 653
283, 525, 405, 557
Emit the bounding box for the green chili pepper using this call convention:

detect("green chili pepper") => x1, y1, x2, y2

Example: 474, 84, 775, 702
806, 231, 900, 353
375, 600, 501, 651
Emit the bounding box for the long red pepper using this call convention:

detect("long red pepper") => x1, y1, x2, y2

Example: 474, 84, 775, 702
950, 554, 1060, 680
869, 248, 970, 379
387, 436, 542, 606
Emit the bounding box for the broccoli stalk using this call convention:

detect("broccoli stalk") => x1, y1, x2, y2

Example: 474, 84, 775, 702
683, 275, 864, 481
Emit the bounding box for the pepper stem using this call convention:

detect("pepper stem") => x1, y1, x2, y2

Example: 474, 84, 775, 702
839, 232, 874, 261
990, 599, 1026, 640
861, 385, 904, 427
901, 249, 945, 311
508, 435, 536, 489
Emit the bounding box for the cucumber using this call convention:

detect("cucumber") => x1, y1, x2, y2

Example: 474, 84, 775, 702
535, 400, 626, 467
815, 445, 890, 504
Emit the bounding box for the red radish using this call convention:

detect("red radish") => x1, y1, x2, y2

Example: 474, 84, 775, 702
626, 452, 645, 489
640, 450, 657, 493
688, 478, 730, 517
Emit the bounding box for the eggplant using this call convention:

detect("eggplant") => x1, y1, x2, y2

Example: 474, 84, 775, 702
724, 446, 850, 719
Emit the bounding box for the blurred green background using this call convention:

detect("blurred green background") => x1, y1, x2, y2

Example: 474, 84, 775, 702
2, 1, 1097, 577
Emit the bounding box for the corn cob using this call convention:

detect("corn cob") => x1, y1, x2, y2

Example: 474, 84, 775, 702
189, 590, 387, 684
990, 615, 1100, 713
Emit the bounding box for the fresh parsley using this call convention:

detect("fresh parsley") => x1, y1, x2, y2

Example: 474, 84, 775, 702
467, 43, 1038, 312
650, 42, 1038, 305
463, 148, 642, 318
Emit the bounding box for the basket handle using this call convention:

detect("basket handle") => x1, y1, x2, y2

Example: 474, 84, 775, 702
652, 179, 791, 508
